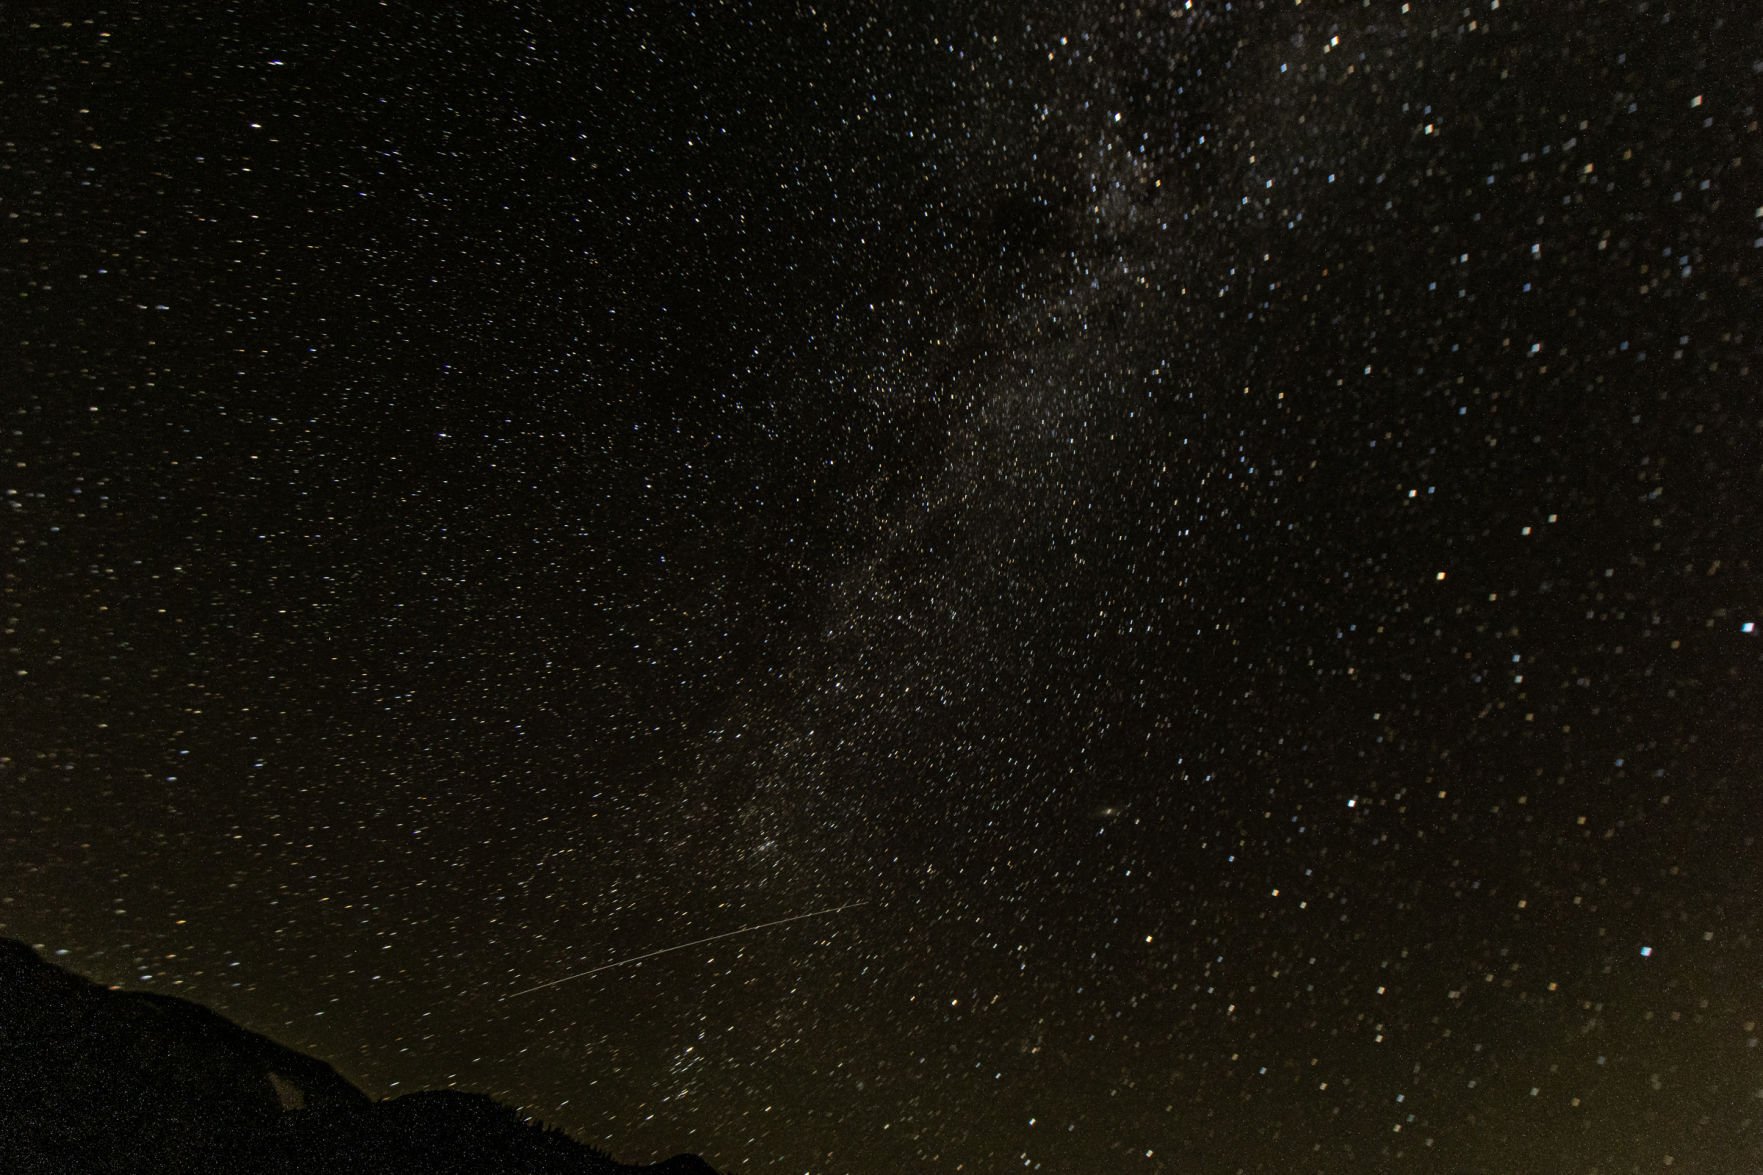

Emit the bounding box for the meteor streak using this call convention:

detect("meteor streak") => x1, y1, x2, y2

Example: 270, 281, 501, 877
502, 900, 869, 1000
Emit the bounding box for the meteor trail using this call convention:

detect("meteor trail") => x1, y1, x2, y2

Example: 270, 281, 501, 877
501, 900, 869, 1000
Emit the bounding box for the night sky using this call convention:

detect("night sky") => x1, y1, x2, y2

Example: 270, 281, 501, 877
5, 2, 1762, 1172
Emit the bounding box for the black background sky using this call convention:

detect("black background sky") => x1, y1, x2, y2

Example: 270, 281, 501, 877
4, 2, 1761, 1171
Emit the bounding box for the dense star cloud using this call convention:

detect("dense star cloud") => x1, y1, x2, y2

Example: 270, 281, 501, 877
4, 1, 1760, 1171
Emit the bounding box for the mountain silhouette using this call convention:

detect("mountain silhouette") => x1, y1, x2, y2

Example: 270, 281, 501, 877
0, 938, 719, 1175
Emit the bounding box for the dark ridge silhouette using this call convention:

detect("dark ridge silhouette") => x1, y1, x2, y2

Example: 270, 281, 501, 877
0, 938, 719, 1175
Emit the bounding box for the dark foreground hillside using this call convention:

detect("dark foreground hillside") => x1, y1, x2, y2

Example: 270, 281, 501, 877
0, 938, 718, 1175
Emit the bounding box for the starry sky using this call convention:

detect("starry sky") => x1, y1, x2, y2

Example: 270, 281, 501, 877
4, 2, 1761, 1171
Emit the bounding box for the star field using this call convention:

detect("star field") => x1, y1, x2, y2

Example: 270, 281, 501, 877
4, 2, 1762, 1171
